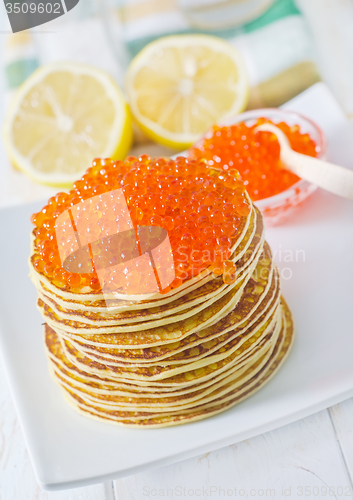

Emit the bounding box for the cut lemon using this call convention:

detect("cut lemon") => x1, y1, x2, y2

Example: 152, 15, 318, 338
3, 62, 133, 187
126, 34, 249, 149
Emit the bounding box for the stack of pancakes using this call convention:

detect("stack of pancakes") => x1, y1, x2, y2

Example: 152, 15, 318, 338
30, 201, 294, 427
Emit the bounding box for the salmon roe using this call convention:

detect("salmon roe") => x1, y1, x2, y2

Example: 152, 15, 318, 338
188, 118, 319, 201
30, 155, 251, 293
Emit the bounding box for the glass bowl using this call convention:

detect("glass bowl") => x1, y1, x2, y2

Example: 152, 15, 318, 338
217, 109, 327, 226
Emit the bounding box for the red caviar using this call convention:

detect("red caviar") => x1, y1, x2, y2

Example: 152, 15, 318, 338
189, 118, 319, 201
30, 156, 251, 292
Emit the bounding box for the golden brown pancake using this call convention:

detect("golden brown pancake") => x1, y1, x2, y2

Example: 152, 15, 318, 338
31, 197, 294, 427
48, 300, 293, 427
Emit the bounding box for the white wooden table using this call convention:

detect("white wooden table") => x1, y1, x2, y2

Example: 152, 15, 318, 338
1, 359, 353, 499
1, 1, 353, 498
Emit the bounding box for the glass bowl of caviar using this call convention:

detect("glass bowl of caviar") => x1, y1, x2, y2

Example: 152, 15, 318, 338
189, 108, 327, 225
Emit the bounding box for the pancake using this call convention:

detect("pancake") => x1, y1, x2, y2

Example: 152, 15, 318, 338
64, 248, 278, 367
47, 327, 274, 396
52, 300, 293, 426
31, 203, 262, 321
29, 193, 254, 305
54, 340, 276, 412
35, 211, 264, 326
47, 309, 281, 411
38, 245, 261, 342
30, 181, 294, 427
59, 303, 281, 381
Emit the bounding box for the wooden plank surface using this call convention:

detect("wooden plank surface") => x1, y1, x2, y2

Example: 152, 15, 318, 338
330, 400, 353, 484
114, 410, 353, 500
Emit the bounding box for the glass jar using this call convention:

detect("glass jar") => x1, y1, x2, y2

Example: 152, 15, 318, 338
218, 108, 327, 226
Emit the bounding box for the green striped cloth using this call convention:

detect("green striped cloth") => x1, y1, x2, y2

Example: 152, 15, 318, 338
4, 0, 320, 108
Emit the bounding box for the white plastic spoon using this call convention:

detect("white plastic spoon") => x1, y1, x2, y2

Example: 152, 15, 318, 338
255, 123, 353, 200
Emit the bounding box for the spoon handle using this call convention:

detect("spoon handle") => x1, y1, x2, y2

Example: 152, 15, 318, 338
255, 123, 353, 200
282, 149, 353, 200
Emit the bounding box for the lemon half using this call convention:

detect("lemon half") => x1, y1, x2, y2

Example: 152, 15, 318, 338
126, 34, 249, 149
3, 62, 133, 187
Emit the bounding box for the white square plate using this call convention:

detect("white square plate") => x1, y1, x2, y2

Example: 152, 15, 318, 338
1, 83, 353, 491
